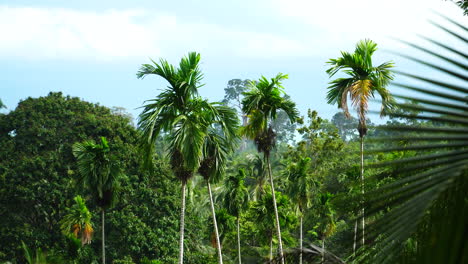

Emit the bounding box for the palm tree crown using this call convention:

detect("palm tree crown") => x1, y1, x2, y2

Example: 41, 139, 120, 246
326, 39, 394, 137
223, 169, 250, 218
241, 73, 299, 155
60, 195, 93, 246
138, 52, 211, 183
72, 137, 122, 209
285, 157, 313, 214
198, 103, 239, 183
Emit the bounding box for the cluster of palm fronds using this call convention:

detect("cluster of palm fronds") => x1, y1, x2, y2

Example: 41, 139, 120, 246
357, 14, 468, 264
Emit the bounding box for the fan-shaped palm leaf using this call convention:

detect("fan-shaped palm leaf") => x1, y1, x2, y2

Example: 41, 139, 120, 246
357, 15, 468, 264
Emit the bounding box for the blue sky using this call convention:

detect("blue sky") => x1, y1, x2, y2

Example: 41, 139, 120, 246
0, 0, 465, 122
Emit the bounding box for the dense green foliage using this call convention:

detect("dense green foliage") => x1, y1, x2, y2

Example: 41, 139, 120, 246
0, 6, 466, 264
0, 93, 216, 263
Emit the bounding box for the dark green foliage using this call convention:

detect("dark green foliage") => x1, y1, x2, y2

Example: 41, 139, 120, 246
223, 169, 250, 218
0, 93, 214, 263
0, 92, 135, 262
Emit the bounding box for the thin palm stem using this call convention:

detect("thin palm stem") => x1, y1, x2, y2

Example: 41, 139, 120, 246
237, 217, 242, 264
300, 215, 303, 264
101, 210, 105, 264
267, 155, 284, 264
321, 239, 325, 264
353, 219, 357, 256
269, 235, 273, 261
207, 181, 223, 264
360, 136, 365, 247
179, 182, 187, 264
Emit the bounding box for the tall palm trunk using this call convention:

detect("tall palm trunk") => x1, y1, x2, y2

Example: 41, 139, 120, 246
299, 215, 303, 264
207, 181, 223, 264
101, 209, 105, 264
240, 115, 248, 151
237, 217, 241, 264
178, 182, 187, 264
360, 136, 365, 246
269, 234, 273, 261
353, 219, 357, 256
266, 155, 284, 264
321, 238, 325, 264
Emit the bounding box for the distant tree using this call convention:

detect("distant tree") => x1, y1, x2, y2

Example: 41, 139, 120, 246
73, 137, 124, 264
331, 112, 358, 141
243, 153, 267, 201
0, 98, 5, 109
222, 79, 250, 126
314, 193, 337, 263
223, 169, 250, 264
241, 73, 299, 264
110, 107, 134, 126
284, 157, 314, 264
250, 191, 295, 262
271, 95, 298, 144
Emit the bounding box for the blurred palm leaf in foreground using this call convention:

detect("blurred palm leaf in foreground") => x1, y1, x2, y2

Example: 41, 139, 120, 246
359, 14, 468, 264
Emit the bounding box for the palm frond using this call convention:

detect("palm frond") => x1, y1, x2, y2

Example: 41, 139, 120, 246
326, 39, 395, 126
358, 14, 468, 264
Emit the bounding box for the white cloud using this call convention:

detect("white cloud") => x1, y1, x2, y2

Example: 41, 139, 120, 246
269, 0, 465, 54
0, 2, 463, 62
0, 7, 162, 60
0, 6, 308, 61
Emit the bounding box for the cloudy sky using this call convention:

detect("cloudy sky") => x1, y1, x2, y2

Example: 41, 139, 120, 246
0, 0, 465, 122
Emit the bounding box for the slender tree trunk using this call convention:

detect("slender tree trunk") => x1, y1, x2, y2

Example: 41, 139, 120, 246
207, 181, 223, 264
101, 209, 105, 264
269, 235, 273, 261
360, 136, 365, 246
321, 238, 325, 264
178, 182, 187, 264
266, 155, 284, 264
240, 115, 248, 151
299, 215, 303, 264
353, 219, 357, 256
237, 217, 242, 264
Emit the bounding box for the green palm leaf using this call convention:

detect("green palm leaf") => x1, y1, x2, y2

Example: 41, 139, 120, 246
358, 15, 468, 264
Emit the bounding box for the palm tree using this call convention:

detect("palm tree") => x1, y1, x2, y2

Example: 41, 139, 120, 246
241, 73, 299, 263
316, 193, 336, 264
223, 169, 250, 264
242, 153, 267, 201
325, 39, 395, 248
285, 157, 314, 264
137, 52, 217, 264
60, 195, 93, 246
251, 190, 293, 262
198, 103, 239, 264
72, 137, 123, 264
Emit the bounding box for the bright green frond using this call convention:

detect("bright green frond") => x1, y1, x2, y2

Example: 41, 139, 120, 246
326, 39, 394, 121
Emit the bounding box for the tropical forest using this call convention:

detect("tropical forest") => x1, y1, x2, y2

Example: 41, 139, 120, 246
0, 1, 467, 264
